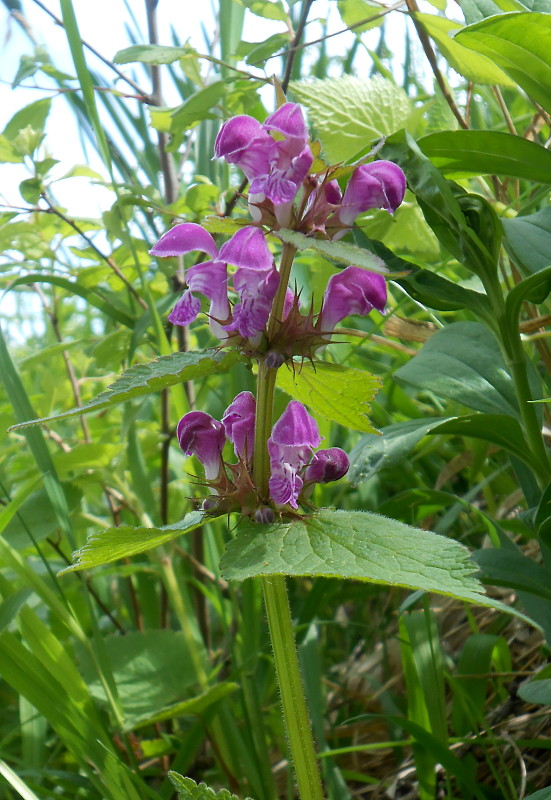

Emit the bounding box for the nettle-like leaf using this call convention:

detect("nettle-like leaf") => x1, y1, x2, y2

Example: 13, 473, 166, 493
220, 509, 523, 615
276, 362, 381, 434
289, 76, 415, 162
275, 229, 401, 275
169, 772, 255, 800
9, 350, 243, 430
59, 511, 215, 574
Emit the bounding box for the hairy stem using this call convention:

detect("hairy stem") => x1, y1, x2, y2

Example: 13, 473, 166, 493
253, 246, 324, 800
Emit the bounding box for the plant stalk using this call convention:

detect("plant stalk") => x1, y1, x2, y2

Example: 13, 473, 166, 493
485, 280, 551, 486
253, 260, 324, 799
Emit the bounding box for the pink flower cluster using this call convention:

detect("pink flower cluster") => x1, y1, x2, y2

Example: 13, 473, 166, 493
149, 101, 407, 514
179, 393, 349, 513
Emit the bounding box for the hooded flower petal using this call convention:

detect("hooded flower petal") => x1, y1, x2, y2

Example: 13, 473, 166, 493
214, 115, 275, 179
263, 103, 308, 142
177, 411, 226, 481
337, 161, 406, 226
319, 266, 387, 335
268, 401, 321, 508
304, 448, 350, 484
149, 222, 219, 259
225, 265, 279, 339
222, 391, 256, 461
218, 226, 273, 271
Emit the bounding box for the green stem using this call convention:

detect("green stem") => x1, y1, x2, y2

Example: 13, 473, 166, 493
252, 246, 324, 798
252, 360, 277, 499
485, 280, 551, 487
262, 575, 324, 800
267, 242, 297, 340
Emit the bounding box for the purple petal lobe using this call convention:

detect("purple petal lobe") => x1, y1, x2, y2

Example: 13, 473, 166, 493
319, 266, 387, 334
225, 266, 279, 338
214, 115, 275, 180
168, 290, 201, 327
177, 411, 226, 481
268, 460, 303, 509
150, 222, 219, 259
304, 448, 350, 484
219, 226, 273, 271
222, 391, 256, 461
186, 260, 230, 338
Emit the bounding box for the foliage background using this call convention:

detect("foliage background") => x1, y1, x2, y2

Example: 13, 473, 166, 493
1, 1, 551, 799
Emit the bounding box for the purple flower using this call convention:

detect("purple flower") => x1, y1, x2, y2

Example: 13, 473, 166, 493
214, 115, 275, 181
149, 222, 219, 259
222, 391, 256, 461
304, 448, 349, 484
168, 260, 229, 339
215, 104, 313, 221
318, 266, 387, 335
268, 401, 321, 508
336, 161, 406, 227
151, 223, 276, 340
177, 411, 226, 481
225, 265, 279, 340
218, 226, 273, 271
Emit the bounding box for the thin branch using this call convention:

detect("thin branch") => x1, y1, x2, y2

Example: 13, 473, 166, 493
257, 1, 405, 65
40, 193, 148, 310
29, 0, 151, 99
281, 0, 316, 93
404, 0, 468, 130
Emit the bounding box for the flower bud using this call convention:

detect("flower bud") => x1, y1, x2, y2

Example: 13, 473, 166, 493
304, 448, 350, 484
337, 161, 406, 227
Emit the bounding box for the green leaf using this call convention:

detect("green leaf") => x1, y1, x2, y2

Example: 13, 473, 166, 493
114, 44, 194, 65
394, 321, 519, 418
419, 130, 551, 182
381, 131, 498, 279
518, 669, 551, 706
456, 12, 551, 114
413, 13, 515, 85
349, 417, 450, 484
503, 209, 551, 273
505, 265, 551, 326
337, 0, 385, 33
349, 412, 533, 484
3, 98, 51, 140
353, 230, 491, 318
76, 630, 205, 718
523, 789, 551, 800
129, 683, 239, 731
221, 509, 509, 609
59, 511, 213, 573
169, 82, 227, 133
275, 229, 391, 275
19, 178, 42, 204
169, 773, 255, 800
9, 350, 243, 430
239, 0, 288, 21
474, 547, 551, 602
276, 362, 381, 433
289, 76, 414, 162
